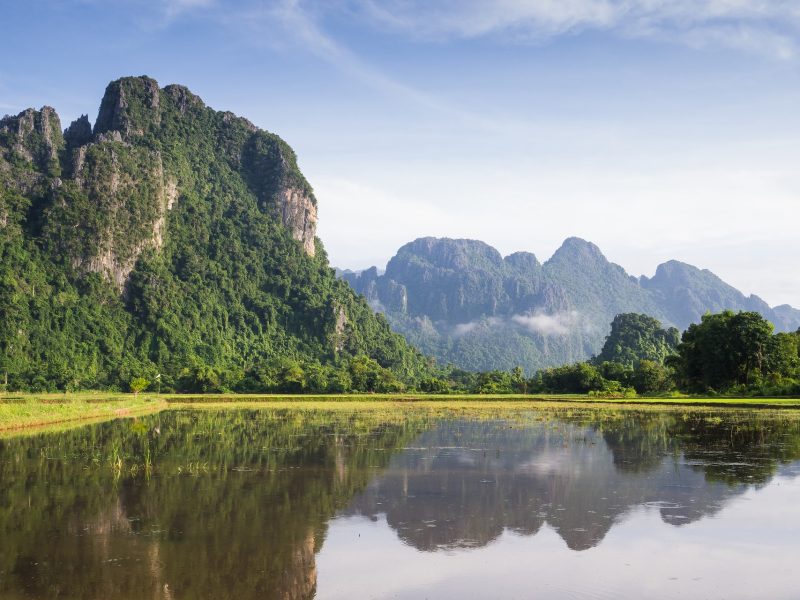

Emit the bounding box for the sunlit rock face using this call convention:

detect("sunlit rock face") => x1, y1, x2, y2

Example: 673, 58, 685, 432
276, 186, 317, 256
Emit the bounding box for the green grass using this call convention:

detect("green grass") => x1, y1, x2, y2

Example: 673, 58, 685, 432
2, 392, 800, 437
0, 392, 165, 435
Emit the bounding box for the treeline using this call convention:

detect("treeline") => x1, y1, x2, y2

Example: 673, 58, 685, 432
426, 311, 800, 397
3, 309, 798, 397
450, 311, 800, 397
123, 310, 800, 396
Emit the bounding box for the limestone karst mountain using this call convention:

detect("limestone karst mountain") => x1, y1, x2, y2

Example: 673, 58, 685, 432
0, 76, 429, 390
341, 237, 800, 372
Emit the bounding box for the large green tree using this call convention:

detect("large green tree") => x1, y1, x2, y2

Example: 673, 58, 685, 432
670, 311, 785, 391
594, 313, 680, 367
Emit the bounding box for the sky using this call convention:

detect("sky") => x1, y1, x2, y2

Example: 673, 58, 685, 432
2, 0, 800, 307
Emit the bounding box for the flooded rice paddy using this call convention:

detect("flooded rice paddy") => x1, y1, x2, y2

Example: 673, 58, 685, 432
1, 405, 799, 599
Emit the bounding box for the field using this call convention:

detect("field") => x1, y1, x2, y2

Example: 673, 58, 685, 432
2, 391, 800, 435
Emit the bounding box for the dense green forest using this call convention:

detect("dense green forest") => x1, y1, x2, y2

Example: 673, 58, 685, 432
0, 76, 432, 393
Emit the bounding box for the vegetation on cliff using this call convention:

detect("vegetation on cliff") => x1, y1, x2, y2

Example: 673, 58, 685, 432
0, 76, 431, 393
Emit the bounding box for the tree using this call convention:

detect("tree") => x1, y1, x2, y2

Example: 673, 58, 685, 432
535, 362, 605, 394
474, 370, 514, 394
420, 377, 451, 394
129, 377, 149, 396
506, 366, 526, 394
672, 311, 776, 392
631, 360, 672, 394
594, 313, 680, 367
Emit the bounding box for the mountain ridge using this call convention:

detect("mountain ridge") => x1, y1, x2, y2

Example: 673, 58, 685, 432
341, 236, 799, 372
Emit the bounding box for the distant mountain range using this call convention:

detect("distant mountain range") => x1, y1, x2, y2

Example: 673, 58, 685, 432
340, 237, 800, 373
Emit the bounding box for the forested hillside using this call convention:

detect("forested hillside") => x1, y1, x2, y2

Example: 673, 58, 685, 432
0, 76, 431, 392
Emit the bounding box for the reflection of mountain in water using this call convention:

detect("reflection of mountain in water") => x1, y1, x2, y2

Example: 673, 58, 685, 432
344, 413, 800, 552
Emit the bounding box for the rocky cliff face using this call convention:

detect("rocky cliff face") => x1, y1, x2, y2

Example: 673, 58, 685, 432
0, 106, 63, 176
242, 127, 318, 257
276, 186, 317, 256
5, 76, 319, 292
342, 237, 800, 373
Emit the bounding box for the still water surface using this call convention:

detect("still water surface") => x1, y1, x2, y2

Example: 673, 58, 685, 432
1, 406, 799, 599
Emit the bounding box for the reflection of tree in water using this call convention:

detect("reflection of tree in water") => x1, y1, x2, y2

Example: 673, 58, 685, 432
345, 410, 800, 552
0, 409, 425, 600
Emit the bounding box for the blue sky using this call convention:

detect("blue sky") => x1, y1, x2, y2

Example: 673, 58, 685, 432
3, 0, 800, 307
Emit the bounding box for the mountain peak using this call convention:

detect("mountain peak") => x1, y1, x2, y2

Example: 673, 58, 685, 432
392, 237, 504, 272
504, 251, 540, 271
0, 105, 64, 175
549, 237, 606, 264
0, 75, 430, 391
94, 75, 164, 137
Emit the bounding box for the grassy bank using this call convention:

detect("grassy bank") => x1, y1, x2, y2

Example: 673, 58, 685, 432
2, 392, 800, 435
0, 393, 165, 434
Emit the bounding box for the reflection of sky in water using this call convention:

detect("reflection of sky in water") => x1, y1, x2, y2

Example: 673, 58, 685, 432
318, 476, 800, 600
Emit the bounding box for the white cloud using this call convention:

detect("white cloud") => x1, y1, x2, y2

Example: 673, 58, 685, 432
511, 311, 581, 337
452, 321, 479, 336
451, 317, 503, 337
172, 0, 800, 60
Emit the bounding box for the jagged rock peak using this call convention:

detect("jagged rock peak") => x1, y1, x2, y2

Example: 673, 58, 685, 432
94, 75, 162, 137
548, 237, 606, 263
392, 237, 504, 270
64, 114, 92, 149
504, 251, 540, 271
650, 259, 708, 280
0, 106, 63, 174
87, 75, 318, 256
162, 83, 204, 114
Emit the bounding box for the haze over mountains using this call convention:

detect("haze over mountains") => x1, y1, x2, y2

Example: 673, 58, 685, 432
341, 237, 800, 373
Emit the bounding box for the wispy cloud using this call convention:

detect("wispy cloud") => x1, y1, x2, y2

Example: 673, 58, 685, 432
512, 311, 581, 336
347, 0, 800, 59
215, 0, 511, 132
449, 312, 581, 338
120, 0, 800, 138
452, 317, 503, 337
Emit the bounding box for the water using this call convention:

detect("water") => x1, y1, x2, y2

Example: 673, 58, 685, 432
1, 406, 799, 599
